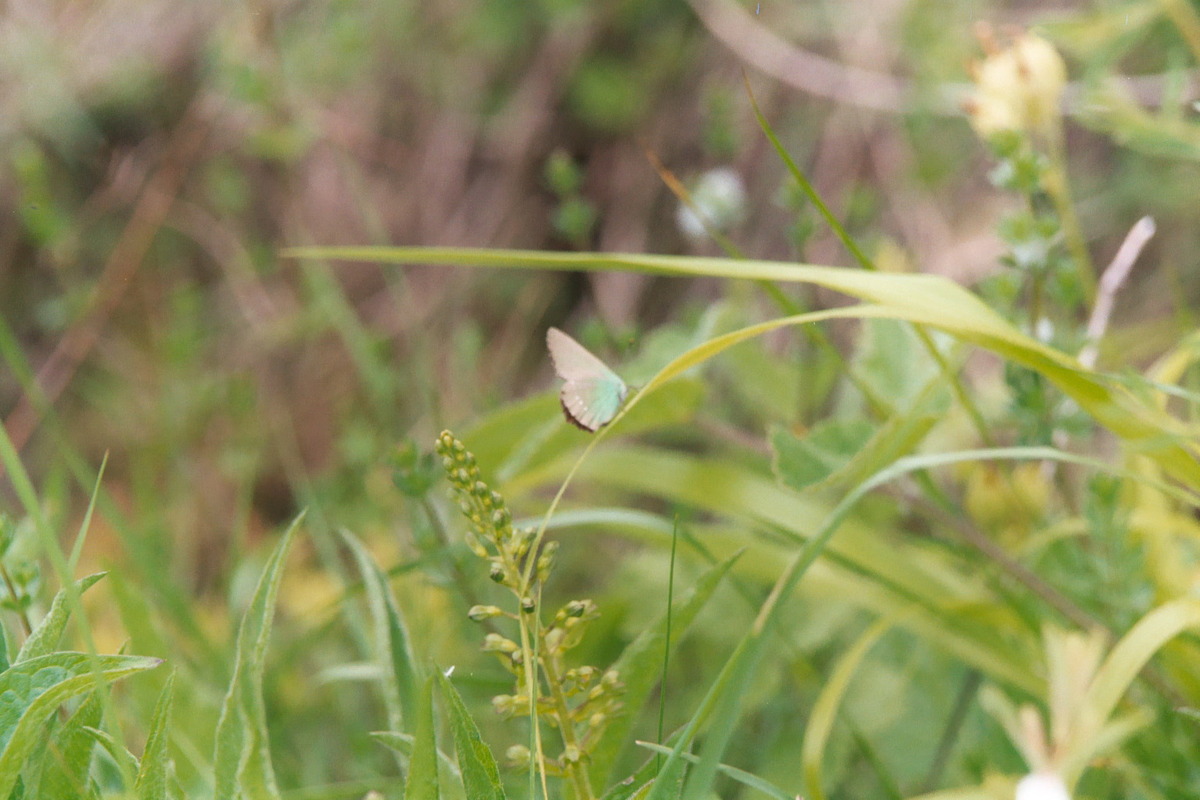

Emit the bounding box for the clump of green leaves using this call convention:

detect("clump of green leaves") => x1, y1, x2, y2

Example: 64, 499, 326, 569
435, 430, 623, 798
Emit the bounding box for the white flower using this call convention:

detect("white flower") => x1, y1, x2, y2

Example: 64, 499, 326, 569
676, 167, 748, 239
1015, 772, 1070, 800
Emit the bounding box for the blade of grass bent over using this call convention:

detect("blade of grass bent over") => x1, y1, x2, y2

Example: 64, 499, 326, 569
283, 246, 1200, 488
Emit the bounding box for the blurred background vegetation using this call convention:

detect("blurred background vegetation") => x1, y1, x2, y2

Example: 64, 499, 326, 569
3, 0, 1200, 798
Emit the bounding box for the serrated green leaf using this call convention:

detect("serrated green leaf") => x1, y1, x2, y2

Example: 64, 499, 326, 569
591, 552, 741, 792
405, 675, 439, 800
0, 653, 161, 799
15, 572, 107, 663
135, 672, 176, 800
341, 530, 419, 733
212, 516, 301, 800
435, 670, 505, 800
771, 419, 876, 492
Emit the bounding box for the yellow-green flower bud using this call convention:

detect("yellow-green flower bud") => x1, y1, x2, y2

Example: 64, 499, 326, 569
483, 633, 519, 653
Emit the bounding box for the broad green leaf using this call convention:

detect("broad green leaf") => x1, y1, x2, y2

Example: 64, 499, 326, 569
341, 530, 420, 732
591, 552, 742, 792
771, 419, 875, 492
28, 691, 103, 800
135, 672, 176, 800
405, 675, 439, 800
0, 653, 161, 799
801, 619, 892, 800
212, 516, 301, 800
284, 247, 1200, 488
15, 572, 107, 663
851, 318, 939, 410
435, 670, 506, 800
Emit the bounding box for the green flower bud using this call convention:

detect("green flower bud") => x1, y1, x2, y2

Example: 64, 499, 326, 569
467, 605, 503, 622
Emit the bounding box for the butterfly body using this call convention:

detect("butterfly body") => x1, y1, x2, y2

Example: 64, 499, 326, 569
546, 327, 628, 432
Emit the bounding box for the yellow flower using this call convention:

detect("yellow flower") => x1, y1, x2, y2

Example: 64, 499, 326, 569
968, 32, 1067, 139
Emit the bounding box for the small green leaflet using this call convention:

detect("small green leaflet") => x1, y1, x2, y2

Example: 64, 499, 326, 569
546, 327, 628, 432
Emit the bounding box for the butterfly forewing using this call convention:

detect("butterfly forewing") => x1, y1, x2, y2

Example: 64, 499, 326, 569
547, 327, 628, 431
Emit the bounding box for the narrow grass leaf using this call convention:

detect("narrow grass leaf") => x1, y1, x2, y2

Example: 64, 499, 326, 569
1063, 598, 1200, 784
0, 652, 161, 799
591, 552, 742, 791
15, 572, 107, 663
801, 619, 892, 800
134, 671, 176, 800
435, 669, 506, 800
341, 530, 421, 732
405, 675, 440, 800
212, 516, 301, 800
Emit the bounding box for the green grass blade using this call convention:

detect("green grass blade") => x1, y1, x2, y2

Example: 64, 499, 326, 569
590, 551, 742, 791
212, 516, 301, 800
635, 741, 795, 800
15, 572, 107, 663
0, 652, 161, 799
801, 619, 892, 800
435, 669, 506, 800
135, 671, 177, 800
405, 675, 440, 800
1062, 599, 1200, 784
340, 530, 420, 733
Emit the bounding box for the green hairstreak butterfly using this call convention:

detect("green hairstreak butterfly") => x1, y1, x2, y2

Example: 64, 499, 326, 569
547, 327, 628, 432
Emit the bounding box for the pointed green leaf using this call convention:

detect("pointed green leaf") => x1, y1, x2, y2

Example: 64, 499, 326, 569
405, 675, 439, 800
212, 516, 301, 800
16, 572, 107, 663
341, 530, 420, 732
0, 653, 161, 799
435, 670, 506, 800
135, 672, 176, 800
